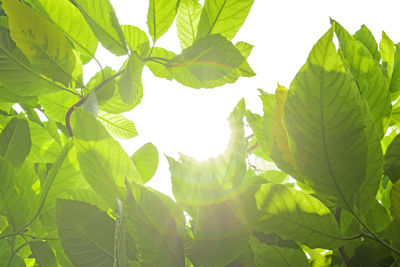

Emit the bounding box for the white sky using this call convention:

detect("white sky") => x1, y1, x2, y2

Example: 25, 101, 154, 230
83, 0, 400, 195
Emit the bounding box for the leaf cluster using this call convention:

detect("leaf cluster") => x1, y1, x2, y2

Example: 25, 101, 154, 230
0, 0, 400, 266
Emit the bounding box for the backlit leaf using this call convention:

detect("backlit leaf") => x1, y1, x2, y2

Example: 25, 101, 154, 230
250, 236, 308, 267
187, 203, 250, 265
176, 0, 202, 49
72, 109, 142, 206
86, 66, 117, 104
236, 183, 345, 249
145, 47, 176, 80
3, 0, 82, 87
56, 199, 115, 267
391, 180, 400, 222
38, 90, 80, 124
131, 142, 159, 183
284, 27, 381, 211
147, 0, 180, 42
118, 52, 144, 105
390, 43, 400, 100
196, 0, 254, 40
0, 117, 31, 167
27, 121, 61, 163
384, 134, 400, 183
126, 182, 185, 267
380, 31, 395, 78
354, 25, 380, 62
0, 28, 63, 96
122, 25, 150, 57
71, 0, 127, 56
168, 34, 246, 88
29, 241, 57, 267
26, 0, 98, 64
333, 20, 391, 139
98, 110, 138, 139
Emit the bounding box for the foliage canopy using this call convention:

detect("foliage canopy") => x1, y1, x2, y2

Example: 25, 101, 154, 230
0, 0, 400, 266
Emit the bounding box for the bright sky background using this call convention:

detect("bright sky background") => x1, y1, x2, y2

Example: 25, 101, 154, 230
83, 0, 400, 195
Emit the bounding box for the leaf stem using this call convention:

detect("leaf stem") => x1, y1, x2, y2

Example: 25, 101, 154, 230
7, 241, 32, 267
65, 68, 126, 137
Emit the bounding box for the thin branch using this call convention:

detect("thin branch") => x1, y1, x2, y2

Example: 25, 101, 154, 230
247, 142, 258, 154
65, 68, 126, 137
7, 241, 32, 267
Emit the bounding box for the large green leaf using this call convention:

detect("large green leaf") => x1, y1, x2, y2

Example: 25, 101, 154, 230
26, 0, 98, 64
72, 109, 142, 206
70, 0, 127, 56
56, 199, 115, 267
0, 117, 31, 167
176, 0, 202, 49
126, 182, 185, 267
333, 20, 391, 138
391, 180, 400, 222
380, 31, 395, 79
38, 90, 80, 124
147, 0, 180, 42
121, 25, 150, 57
0, 157, 36, 231
354, 24, 380, 62
390, 43, 400, 100
235, 183, 345, 249
3, 0, 82, 87
196, 0, 254, 40
250, 236, 308, 267
98, 111, 137, 139
131, 142, 159, 184
168, 34, 247, 88
117, 52, 144, 105
27, 121, 61, 163
284, 27, 380, 211
384, 134, 400, 183
29, 241, 57, 267
0, 28, 63, 96
187, 203, 250, 265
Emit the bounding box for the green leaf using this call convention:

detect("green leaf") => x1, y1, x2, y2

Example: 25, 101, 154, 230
0, 157, 36, 231
354, 25, 380, 62
0, 28, 65, 97
147, 0, 180, 42
364, 200, 390, 233
131, 142, 159, 183
333, 20, 391, 138
27, 121, 61, 163
145, 47, 176, 79
391, 180, 400, 222
176, 0, 202, 49
384, 134, 400, 183
25, 0, 98, 64
250, 236, 308, 267
72, 109, 142, 206
86, 66, 116, 104
239, 183, 345, 249
121, 25, 150, 57
0, 117, 31, 167
284, 27, 380, 211
126, 182, 185, 267
168, 34, 247, 88
196, 0, 254, 40
98, 110, 137, 139
390, 43, 400, 100
29, 241, 57, 267
188, 203, 250, 265
3, 0, 82, 87
118, 52, 144, 105
38, 91, 80, 123
70, 0, 127, 56
380, 31, 395, 78
56, 199, 115, 267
